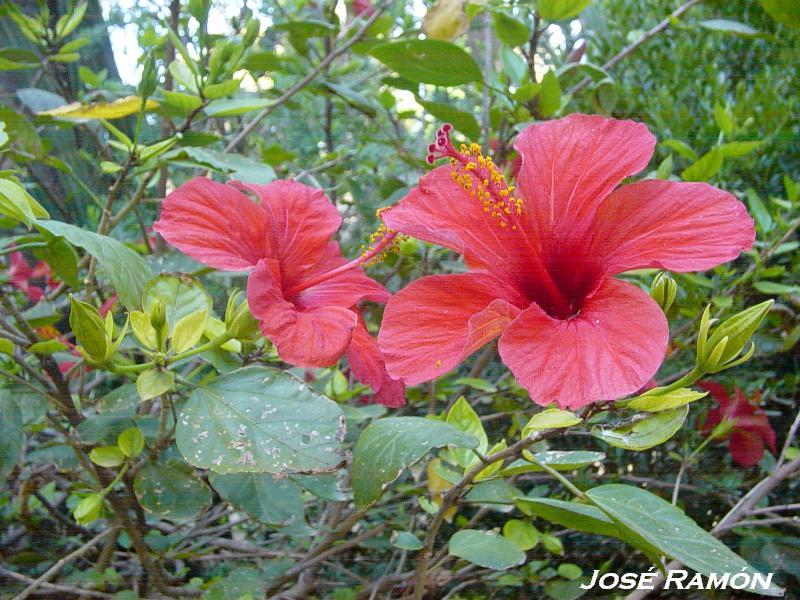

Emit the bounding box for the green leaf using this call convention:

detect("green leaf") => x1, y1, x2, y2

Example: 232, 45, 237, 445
136, 369, 175, 402
369, 40, 482, 87
419, 100, 480, 140
448, 529, 526, 570
522, 409, 581, 436
0, 177, 49, 226
202, 566, 264, 600
27, 339, 68, 355
89, 446, 126, 467
745, 188, 773, 233
445, 396, 488, 467
503, 519, 539, 550
493, 12, 530, 47
753, 280, 799, 295
538, 70, 561, 117
202, 78, 241, 99
134, 460, 212, 522
557, 563, 583, 581
759, 0, 800, 29
351, 416, 478, 507
117, 427, 145, 458
176, 366, 345, 475
204, 97, 271, 117
661, 139, 697, 161
502, 450, 605, 475
142, 274, 211, 336
391, 530, 424, 551
0, 393, 22, 486
0, 339, 13, 355
37, 220, 151, 310
209, 472, 305, 526
592, 406, 688, 451
681, 147, 723, 182
171, 308, 208, 353
323, 82, 378, 117
164, 147, 276, 184
585, 485, 784, 596
627, 388, 708, 412
699, 19, 761, 38
718, 140, 764, 157
162, 90, 203, 114
713, 103, 734, 135
501, 46, 527, 86
655, 154, 673, 179
536, 0, 593, 21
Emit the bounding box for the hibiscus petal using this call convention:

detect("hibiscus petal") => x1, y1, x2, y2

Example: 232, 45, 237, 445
378, 273, 525, 385
728, 429, 765, 467
153, 177, 271, 270
231, 180, 341, 283
248, 259, 356, 368
513, 115, 655, 237
293, 242, 389, 309
498, 278, 667, 409
381, 166, 532, 274
589, 179, 755, 275
347, 316, 406, 408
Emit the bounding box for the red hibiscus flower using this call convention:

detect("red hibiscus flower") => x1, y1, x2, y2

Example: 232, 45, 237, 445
377, 115, 755, 409
153, 177, 404, 407
7, 251, 54, 303
352, 0, 375, 17
697, 381, 777, 467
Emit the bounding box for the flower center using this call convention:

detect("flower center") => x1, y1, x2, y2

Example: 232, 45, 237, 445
427, 124, 523, 230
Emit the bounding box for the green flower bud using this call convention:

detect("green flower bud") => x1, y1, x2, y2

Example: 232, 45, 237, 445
225, 291, 261, 342
69, 295, 109, 363
137, 51, 158, 99
650, 271, 678, 314
697, 300, 772, 373
149, 298, 168, 351
243, 18, 260, 47
73, 493, 104, 525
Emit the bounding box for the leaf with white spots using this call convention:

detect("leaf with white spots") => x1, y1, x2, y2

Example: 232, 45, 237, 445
209, 472, 306, 526
176, 366, 345, 475
133, 460, 212, 522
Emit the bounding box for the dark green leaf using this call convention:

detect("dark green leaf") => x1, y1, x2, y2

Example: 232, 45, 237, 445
0, 392, 22, 486
210, 472, 306, 526
419, 100, 480, 140
369, 40, 482, 87
134, 460, 212, 522
351, 417, 477, 507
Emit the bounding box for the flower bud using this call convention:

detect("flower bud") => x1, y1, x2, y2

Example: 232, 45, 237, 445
73, 493, 104, 525
422, 0, 469, 41
69, 295, 109, 363
149, 298, 168, 351
225, 292, 261, 342
243, 18, 260, 47
137, 51, 158, 99
697, 300, 772, 373
650, 271, 677, 314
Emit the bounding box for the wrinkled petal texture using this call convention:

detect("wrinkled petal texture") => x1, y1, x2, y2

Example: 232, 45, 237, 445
248, 259, 356, 368
347, 316, 405, 407
378, 273, 525, 385
232, 180, 341, 285
589, 179, 755, 276
292, 242, 389, 309
498, 279, 668, 409
153, 178, 272, 270
513, 114, 655, 239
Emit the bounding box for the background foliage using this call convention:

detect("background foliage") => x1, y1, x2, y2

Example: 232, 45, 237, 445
0, 0, 798, 598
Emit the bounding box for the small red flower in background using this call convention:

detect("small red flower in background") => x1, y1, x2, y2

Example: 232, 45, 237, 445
154, 177, 404, 407
7, 251, 55, 303
352, 0, 375, 17
697, 381, 777, 467
378, 115, 755, 409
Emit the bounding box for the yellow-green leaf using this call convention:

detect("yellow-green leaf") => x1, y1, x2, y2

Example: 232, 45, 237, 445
38, 96, 160, 120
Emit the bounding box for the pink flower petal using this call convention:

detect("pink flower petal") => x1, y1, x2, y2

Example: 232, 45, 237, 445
247, 259, 356, 368
347, 315, 405, 407
498, 278, 668, 409
589, 179, 755, 275
154, 177, 272, 270
231, 180, 341, 284
378, 273, 525, 385
513, 115, 655, 238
